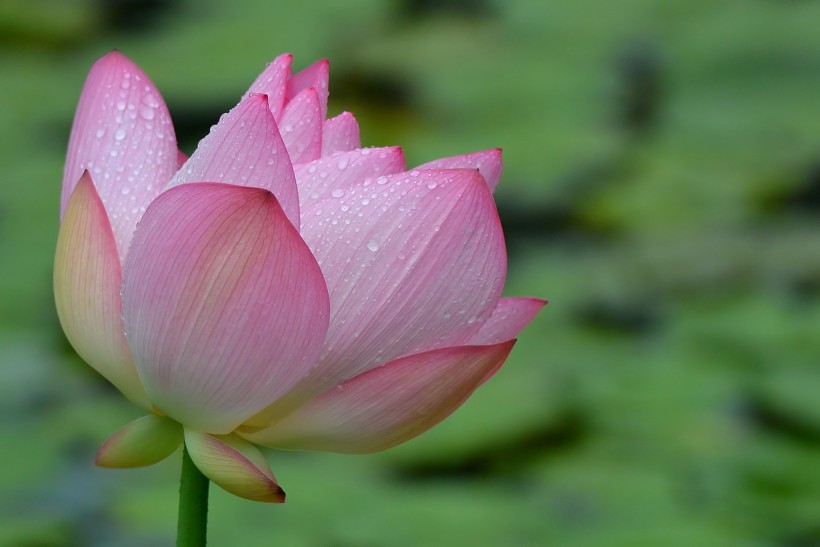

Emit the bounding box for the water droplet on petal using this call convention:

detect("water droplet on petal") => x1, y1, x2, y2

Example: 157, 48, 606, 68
114, 128, 126, 141
366, 239, 379, 252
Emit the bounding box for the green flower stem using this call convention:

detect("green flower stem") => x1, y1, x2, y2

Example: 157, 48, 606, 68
177, 442, 210, 546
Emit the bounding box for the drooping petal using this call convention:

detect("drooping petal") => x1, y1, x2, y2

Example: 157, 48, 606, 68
416, 149, 503, 192
322, 112, 360, 156
243, 342, 515, 453
276, 169, 506, 410
168, 93, 299, 228
278, 88, 322, 164
287, 59, 329, 120
470, 297, 546, 345
95, 414, 182, 468
294, 147, 405, 212
62, 51, 178, 261
54, 173, 149, 407
122, 183, 329, 434
245, 53, 293, 121
185, 430, 285, 503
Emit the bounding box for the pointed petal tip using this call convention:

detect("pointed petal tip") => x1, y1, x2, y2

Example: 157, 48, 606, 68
94, 415, 182, 468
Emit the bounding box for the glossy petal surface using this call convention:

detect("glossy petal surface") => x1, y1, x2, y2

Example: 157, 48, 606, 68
294, 147, 405, 212
245, 53, 292, 121
168, 93, 299, 227
96, 414, 182, 468
54, 173, 148, 406
292, 169, 506, 402
417, 149, 503, 192
62, 51, 178, 260
122, 183, 329, 433
321, 112, 360, 155
244, 342, 515, 453
471, 297, 546, 345
185, 430, 285, 503
279, 88, 322, 164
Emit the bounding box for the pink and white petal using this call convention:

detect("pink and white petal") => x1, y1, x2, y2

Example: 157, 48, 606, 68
322, 112, 361, 156
168, 93, 299, 228
297, 169, 506, 397
416, 149, 503, 192
287, 59, 329, 120
279, 88, 322, 164
185, 430, 285, 503
243, 341, 515, 453
245, 53, 293, 121
62, 51, 178, 261
470, 297, 546, 345
122, 183, 329, 434
95, 414, 182, 468
294, 147, 405, 212
54, 173, 149, 407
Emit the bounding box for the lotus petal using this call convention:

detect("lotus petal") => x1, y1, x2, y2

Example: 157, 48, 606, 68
287, 59, 329, 120
278, 88, 323, 164
54, 173, 148, 407
322, 112, 360, 155
471, 297, 546, 345
122, 183, 329, 433
243, 342, 515, 453
62, 51, 178, 260
185, 430, 285, 503
416, 149, 503, 192
245, 53, 292, 121
96, 414, 182, 468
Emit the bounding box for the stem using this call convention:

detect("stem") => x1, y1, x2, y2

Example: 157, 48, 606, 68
177, 443, 210, 546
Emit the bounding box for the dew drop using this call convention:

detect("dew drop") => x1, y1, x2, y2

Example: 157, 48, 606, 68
139, 106, 155, 120
114, 128, 127, 141
366, 239, 379, 252
331, 188, 344, 198
427, 181, 438, 189
95, 128, 106, 138
116, 100, 126, 111
121, 187, 130, 195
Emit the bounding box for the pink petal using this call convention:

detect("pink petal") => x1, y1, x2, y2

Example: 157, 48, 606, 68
176, 150, 187, 169
242, 341, 515, 453
95, 414, 182, 468
122, 183, 329, 434
470, 297, 546, 345
167, 93, 299, 228
185, 430, 285, 503
245, 53, 293, 121
322, 112, 361, 156
54, 173, 149, 407
416, 149, 503, 192
62, 51, 178, 261
279, 88, 323, 164
293, 169, 506, 402
287, 59, 330, 120
294, 147, 405, 213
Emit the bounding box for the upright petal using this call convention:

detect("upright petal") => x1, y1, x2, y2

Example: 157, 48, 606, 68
285, 169, 506, 406
279, 88, 322, 164
243, 342, 515, 453
294, 147, 405, 212
168, 93, 299, 228
287, 59, 329, 120
245, 53, 293, 121
54, 173, 149, 407
62, 51, 178, 261
416, 149, 503, 192
322, 112, 360, 156
470, 297, 546, 345
122, 183, 329, 433
185, 430, 285, 503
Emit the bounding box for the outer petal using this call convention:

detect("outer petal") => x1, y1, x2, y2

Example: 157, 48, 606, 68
252, 169, 506, 422
322, 112, 360, 156
54, 173, 149, 407
95, 414, 182, 468
294, 147, 405, 212
279, 88, 322, 164
243, 341, 515, 453
62, 51, 178, 261
287, 59, 330, 120
416, 149, 503, 192
185, 430, 285, 503
470, 297, 546, 345
122, 183, 329, 433
168, 93, 299, 228
245, 53, 292, 121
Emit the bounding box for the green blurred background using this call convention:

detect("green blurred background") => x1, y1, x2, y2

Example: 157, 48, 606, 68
1, 0, 819, 545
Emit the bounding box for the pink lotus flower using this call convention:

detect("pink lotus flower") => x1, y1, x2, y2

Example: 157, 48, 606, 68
54, 52, 544, 502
